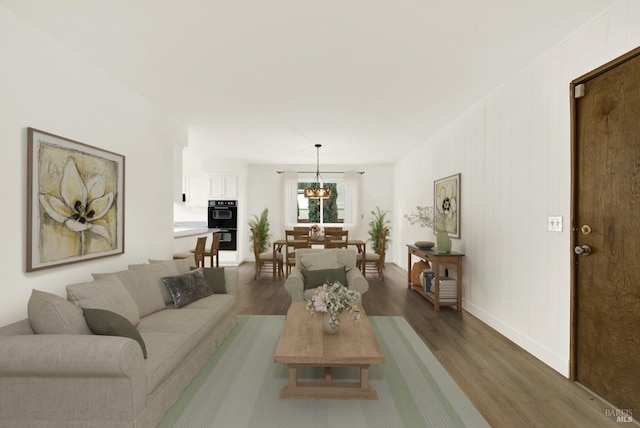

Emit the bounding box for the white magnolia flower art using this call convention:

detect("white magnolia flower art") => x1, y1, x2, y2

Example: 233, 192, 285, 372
28, 129, 124, 272
433, 174, 460, 237
436, 182, 458, 224
39, 157, 115, 255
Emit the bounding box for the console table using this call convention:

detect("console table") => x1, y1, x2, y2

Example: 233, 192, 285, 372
406, 244, 465, 312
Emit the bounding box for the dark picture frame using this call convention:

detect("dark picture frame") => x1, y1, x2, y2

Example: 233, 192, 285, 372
27, 128, 125, 271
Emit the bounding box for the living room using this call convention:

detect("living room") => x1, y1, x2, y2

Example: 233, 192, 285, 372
1, 0, 638, 426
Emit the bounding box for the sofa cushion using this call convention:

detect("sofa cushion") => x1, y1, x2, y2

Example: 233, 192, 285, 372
137, 294, 235, 393
131, 261, 180, 305
93, 267, 166, 318
150, 257, 196, 275
301, 266, 347, 290
27, 289, 92, 335
83, 308, 147, 359
67, 276, 141, 326
335, 249, 358, 268
191, 266, 227, 294
161, 268, 212, 308
299, 251, 340, 270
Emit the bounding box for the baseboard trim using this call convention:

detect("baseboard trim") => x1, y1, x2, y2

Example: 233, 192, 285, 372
463, 299, 570, 377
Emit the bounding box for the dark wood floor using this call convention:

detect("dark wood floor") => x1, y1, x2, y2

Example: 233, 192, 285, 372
235, 262, 619, 427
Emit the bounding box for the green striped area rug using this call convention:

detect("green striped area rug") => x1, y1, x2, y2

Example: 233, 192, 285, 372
160, 315, 488, 428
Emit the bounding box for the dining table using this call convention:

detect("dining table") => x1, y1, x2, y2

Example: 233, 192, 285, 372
271, 237, 367, 280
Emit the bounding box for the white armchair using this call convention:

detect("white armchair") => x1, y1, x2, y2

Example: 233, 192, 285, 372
284, 249, 369, 302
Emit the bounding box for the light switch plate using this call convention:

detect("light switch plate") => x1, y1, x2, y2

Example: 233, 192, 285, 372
548, 216, 562, 232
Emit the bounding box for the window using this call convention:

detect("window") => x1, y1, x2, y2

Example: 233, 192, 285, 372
283, 171, 358, 228
297, 181, 344, 224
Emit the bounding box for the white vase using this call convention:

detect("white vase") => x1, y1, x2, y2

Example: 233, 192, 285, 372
436, 230, 452, 253
323, 312, 339, 334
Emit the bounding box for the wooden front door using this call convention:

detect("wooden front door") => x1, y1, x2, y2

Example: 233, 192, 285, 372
572, 48, 640, 413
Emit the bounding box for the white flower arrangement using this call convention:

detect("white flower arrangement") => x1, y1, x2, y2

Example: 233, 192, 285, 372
306, 281, 361, 328
404, 206, 446, 231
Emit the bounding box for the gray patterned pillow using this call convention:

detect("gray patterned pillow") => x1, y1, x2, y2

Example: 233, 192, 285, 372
161, 268, 212, 308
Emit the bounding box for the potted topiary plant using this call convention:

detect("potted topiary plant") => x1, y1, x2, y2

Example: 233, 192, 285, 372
248, 208, 271, 254
368, 206, 391, 254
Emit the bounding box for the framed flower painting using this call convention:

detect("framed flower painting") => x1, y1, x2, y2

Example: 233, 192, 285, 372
27, 128, 125, 271
433, 173, 460, 239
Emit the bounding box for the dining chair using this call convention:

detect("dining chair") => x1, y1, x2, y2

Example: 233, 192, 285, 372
285, 229, 311, 276
323, 226, 343, 235
324, 230, 349, 249
251, 227, 283, 280
192, 236, 208, 268
293, 226, 311, 238
203, 232, 221, 267
357, 227, 388, 280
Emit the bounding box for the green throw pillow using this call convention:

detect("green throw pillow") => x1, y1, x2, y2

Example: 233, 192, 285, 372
191, 266, 226, 293
83, 308, 147, 359
301, 266, 347, 290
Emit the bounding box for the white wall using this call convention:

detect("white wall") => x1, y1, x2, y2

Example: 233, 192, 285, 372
0, 6, 187, 326
393, 0, 640, 376
245, 163, 394, 262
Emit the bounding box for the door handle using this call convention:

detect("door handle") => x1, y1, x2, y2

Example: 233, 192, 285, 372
574, 245, 592, 256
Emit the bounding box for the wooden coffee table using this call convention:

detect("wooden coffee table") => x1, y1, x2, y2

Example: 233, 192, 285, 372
273, 302, 384, 399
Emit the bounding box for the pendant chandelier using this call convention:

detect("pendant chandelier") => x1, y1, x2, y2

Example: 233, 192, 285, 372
304, 144, 332, 199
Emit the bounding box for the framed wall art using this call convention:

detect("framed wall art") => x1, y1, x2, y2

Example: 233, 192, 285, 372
433, 173, 460, 239
27, 128, 125, 271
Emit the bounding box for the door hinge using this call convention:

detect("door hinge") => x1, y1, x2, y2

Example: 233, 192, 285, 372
574, 84, 585, 98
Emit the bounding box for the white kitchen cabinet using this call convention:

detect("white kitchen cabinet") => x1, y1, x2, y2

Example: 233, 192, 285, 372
184, 176, 210, 206
184, 175, 237, 205
210, 174, 237, 198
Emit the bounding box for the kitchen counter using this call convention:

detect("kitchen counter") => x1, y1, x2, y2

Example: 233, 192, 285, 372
173, 222, 218, 238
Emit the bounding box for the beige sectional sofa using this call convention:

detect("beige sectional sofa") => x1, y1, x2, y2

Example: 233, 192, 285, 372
0, 257, 237, 428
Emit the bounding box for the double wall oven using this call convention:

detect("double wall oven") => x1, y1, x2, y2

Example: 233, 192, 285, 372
207, 200, 237, 251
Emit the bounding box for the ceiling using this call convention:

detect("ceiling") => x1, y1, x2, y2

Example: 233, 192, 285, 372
2, 0, 615, 165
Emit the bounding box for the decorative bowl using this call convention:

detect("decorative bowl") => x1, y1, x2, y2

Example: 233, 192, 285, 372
414, 241, 435, 250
